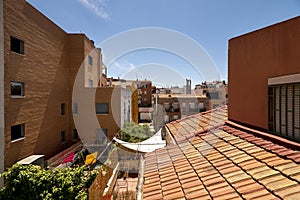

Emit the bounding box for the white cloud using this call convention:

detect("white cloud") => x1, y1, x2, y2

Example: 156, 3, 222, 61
129, 63, 136, 71
111, 61, 136, 72
78, 0, 109, 20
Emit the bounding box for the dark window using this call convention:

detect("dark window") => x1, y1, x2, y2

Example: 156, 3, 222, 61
10, 36, 24, 54
96, 128, 108, 144
88, 55, 93, 66
96, 103, 109, 114
73, 129, 79, 141
268, 84, 300, 142
61, 103, 65, 115
61, 131, 65, 143
189, 102, 198, 112
72, 103, 78, 114
88, 79, 93, 87
11, 124, 25, 141
207, 92, 219, 99
11, 81, 24, 96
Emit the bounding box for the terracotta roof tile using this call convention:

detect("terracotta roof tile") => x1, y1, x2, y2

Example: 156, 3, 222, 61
143, 106, 300, 199
275, 184, 300, 198
242, 188, 275, 199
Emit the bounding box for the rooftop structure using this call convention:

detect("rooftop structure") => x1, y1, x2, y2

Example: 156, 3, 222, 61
228, 16, 300, 141
153, 93, 209, 130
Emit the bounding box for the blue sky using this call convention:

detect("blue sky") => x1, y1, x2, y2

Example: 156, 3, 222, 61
27, 0, 299, 87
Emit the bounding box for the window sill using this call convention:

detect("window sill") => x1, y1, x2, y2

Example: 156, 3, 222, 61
11, 137, 25, 143
96, 113, 109, 115
11, 95, 25, 99
10, 51, 25, 56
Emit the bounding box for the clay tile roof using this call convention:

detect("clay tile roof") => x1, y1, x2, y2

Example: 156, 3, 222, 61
143, 106, 300, 199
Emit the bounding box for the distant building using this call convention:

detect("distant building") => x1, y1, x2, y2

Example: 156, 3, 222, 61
134, 80, 152, 107
156, 79, 192, 95
229, 16, 300, 142
194, 81, 228, 109
153, 94, 209, 130
110, 78, 138, 124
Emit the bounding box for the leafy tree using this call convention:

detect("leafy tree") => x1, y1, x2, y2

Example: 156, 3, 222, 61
0, 164, 99, 200
119, 122, 152, 143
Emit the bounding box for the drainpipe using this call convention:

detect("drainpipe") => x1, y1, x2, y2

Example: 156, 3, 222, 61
136, 155, 145, 200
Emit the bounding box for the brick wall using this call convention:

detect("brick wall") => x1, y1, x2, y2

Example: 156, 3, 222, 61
3, 0, 102, 168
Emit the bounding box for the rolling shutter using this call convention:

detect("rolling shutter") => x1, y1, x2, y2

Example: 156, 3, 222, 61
275, 86, 280, 133
287, 85, 293, 137
294, 85, 300, 140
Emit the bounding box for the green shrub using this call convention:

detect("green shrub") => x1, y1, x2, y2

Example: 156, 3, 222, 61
0, 164, 99, 200
119, 122, 152, 143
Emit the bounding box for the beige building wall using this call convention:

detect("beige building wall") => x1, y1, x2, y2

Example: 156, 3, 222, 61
95, 86, 132, 142
68, 34, 102, 145
84, 43, 102, 88
228, 16, 300, 130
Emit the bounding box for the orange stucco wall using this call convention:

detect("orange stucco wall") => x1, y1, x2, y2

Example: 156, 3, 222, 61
228, 16, 300, 130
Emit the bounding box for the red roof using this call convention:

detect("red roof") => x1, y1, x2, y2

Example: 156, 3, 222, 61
143, 106, 300, 199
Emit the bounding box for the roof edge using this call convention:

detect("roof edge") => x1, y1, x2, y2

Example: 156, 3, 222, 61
226, 120, 300, 151
229, 15, 300, 42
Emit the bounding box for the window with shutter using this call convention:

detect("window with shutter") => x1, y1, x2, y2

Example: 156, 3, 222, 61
269, 83, 300, 142
295, 85, 300, 139
287, 85, 293, 138
275, 86, 280, 133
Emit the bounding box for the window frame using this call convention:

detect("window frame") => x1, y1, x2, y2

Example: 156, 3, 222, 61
10, 36, 24, 55
96, 103, 109, 114
73, 129, 79, 141
61, 103, 65, 115
11, 124, 25, 142
61, 130, 66, 143
11, 81, 25, 97
88, 55, 93, 66
96, 128, 108, 144
88, 79, 93, 87
72, 103, 78, 114
268, 83, 300, 142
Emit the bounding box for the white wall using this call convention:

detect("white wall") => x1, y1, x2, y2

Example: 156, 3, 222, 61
0, 0, 5, 187
120, 88, 132, 128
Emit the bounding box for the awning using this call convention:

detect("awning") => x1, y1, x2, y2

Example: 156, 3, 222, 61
113, 129, 166, 153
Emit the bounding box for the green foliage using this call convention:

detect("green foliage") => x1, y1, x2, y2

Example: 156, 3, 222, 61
119, 122, 152, 143
0, 164, 99, 200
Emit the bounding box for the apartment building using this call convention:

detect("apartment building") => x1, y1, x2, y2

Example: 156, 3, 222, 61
194, 81, 228, 109
0, 0, 106, 173
153, 93, 209, 129
109, 78, 138, 124
229, 16, 300, 142
134, 80, 152, 107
